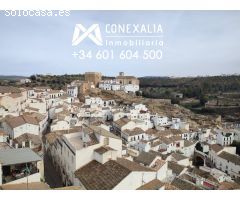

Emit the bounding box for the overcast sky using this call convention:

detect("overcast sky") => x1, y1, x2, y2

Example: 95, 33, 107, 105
0, 11, 240, 77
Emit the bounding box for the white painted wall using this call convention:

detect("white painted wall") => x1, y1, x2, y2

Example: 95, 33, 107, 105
156, 162, 168, 181
113, 171, 156, 190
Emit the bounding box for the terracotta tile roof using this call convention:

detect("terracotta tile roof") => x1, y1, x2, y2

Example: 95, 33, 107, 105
46, 130, 74, 145
5, 116, 26, 128
45, 132, 61, 145
14, 133, 41, 146
168, 161, 185, 175
218, 151, 240, 166
134, 151, 158, 166
184, 140, 196, 147
171, 153, 188, 161
151, 139, 163, 147
149, 150, 164, 157
70, 126, 82, 132
151, 159, 166, 171
116, 158, 154, 172
75, 160, 131, 190
5, 113, 45, 128
171, 178, 200, 190
172, 135, 183, 140
114, 118, 131, 128
94, 146, 114, 155
157, 152, 171, 160
170, 129, 183, 135
22, 115, 39, 125
218, 182, 240, 190
210, 144, 223, 153
145, 129, 159, 136
187, 168, 218, 183
137, 179, 164, 190
164, 183, 178, 190
89, 125, 120, 140
159, 136, 173, 145
123, 128, 145, 136
158, 129, 182, 137
75, 158, 154, 190
28, 112, 46, 121
46, 126, 83, 143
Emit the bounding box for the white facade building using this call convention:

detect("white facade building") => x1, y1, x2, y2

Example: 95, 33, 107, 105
46, 125, 122, 185
67, 86, 78, 98
152, 115, 169, 127
99, 74, 140, 94
122, 84, 139, 93
216, 129, 234, 146
209, 144, 240, 179
3, 113, 48, 139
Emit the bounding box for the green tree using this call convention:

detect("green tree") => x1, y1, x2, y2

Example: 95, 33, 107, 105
30, 75, 36, 81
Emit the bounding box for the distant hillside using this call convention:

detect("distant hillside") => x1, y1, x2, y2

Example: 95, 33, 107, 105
0, 75, 27, 80
0, 73, 116, 89
139, 75, 240, 98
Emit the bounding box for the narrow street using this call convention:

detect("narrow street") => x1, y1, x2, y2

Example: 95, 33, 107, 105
44, 152, 63, 188
42, 121, 63, 188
